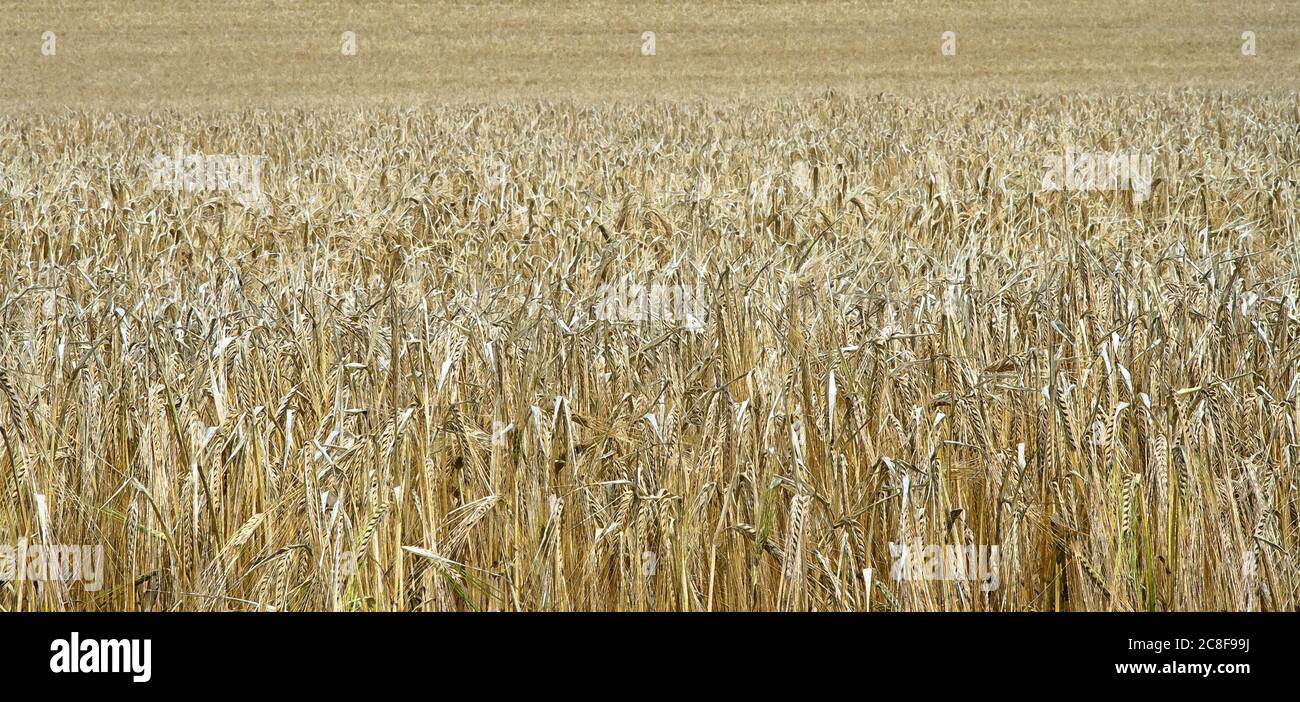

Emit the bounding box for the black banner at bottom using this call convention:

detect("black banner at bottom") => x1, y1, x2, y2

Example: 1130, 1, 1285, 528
0, 613, 1288, 690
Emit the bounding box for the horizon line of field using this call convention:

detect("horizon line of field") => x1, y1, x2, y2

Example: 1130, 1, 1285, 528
11, 25, 1281, 67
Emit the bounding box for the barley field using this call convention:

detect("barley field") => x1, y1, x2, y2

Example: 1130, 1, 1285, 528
0, 2, 1297, 611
